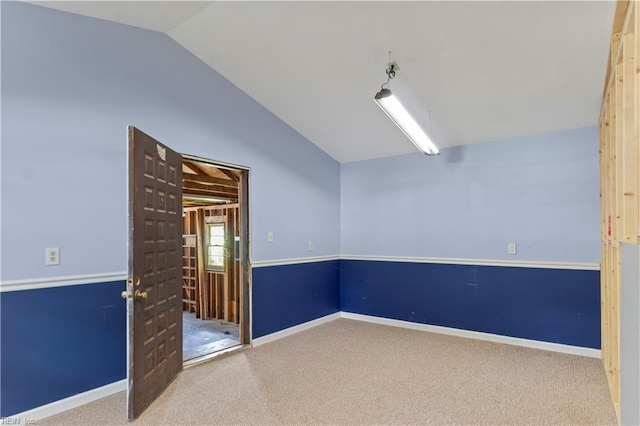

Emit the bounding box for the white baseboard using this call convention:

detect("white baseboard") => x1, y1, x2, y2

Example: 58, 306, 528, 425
7, 379, 126, 422
340, 312, 601, 359
251, 311, 602, 358
251, 312, 342, 347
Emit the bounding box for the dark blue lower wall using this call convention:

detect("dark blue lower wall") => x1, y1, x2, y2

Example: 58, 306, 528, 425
0, 261, 341, 416
1, 259, 600, 416
0, 281, 127, 417
341, 260, 601, 349
252, 260, 341, 338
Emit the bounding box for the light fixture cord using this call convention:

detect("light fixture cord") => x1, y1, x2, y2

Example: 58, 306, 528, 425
381, 64, 396, 90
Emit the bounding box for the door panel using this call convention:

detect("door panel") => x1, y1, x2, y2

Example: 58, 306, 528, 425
127, 127, 183, 419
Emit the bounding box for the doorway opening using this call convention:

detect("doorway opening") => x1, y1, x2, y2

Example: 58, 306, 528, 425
180, 156, 250, 364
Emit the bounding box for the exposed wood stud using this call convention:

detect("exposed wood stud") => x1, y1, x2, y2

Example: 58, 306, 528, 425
600, 2, 639, 422
183, 189, 238, 199
218, 168, 240, 181
182, 204, 241, 325
195, 208, 208, 319
183, 181, 238, 196
183, 174, 239, 188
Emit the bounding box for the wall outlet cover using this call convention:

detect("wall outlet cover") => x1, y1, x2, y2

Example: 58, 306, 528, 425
46, 247, 60, 265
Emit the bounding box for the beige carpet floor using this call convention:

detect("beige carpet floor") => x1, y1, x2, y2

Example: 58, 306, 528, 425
39, 319, 616, 425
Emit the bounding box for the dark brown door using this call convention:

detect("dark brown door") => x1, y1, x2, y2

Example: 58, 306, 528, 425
127, 127, 183, 419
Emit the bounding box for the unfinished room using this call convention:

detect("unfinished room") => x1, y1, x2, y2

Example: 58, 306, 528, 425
181, 159, 247, 363
1, 1, 639, 425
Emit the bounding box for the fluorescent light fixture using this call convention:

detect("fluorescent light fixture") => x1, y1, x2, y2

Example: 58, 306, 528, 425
374, 88, 440, 156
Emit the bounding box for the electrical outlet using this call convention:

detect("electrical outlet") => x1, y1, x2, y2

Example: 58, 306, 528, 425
308, 241, 314, 251
507, 243, 517, 255
46, 247, 60, 265
267, 231, 274, 243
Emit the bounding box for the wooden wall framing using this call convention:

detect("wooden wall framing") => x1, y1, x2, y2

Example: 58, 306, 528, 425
600, 0, 640, 420
182, 204, 241, 324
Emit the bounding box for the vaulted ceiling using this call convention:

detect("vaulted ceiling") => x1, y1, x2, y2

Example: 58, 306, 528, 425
31, 1, 616, 163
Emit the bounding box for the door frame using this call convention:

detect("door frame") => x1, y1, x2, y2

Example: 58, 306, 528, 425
181, 153, 252, 346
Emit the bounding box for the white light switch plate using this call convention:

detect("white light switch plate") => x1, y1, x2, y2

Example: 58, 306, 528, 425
508, 243, 517, 255
267, 231, 274, 243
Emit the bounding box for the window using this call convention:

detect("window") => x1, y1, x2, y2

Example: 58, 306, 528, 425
207, 223, 226, 270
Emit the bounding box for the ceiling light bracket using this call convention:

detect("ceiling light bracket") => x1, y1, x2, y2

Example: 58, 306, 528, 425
381, 62, 399, 90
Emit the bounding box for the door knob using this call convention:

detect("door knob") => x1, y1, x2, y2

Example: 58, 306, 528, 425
121, 290, 129, 299
135, 289, 148, 299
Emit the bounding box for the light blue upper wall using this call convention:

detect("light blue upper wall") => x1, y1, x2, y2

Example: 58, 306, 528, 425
0, 2, 340, 281
341, 127, 600, 264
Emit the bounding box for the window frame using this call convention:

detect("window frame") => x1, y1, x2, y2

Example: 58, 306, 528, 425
206, 222, 226, 272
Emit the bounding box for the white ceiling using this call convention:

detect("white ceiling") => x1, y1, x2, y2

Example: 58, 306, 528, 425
29, 1, 616, 163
